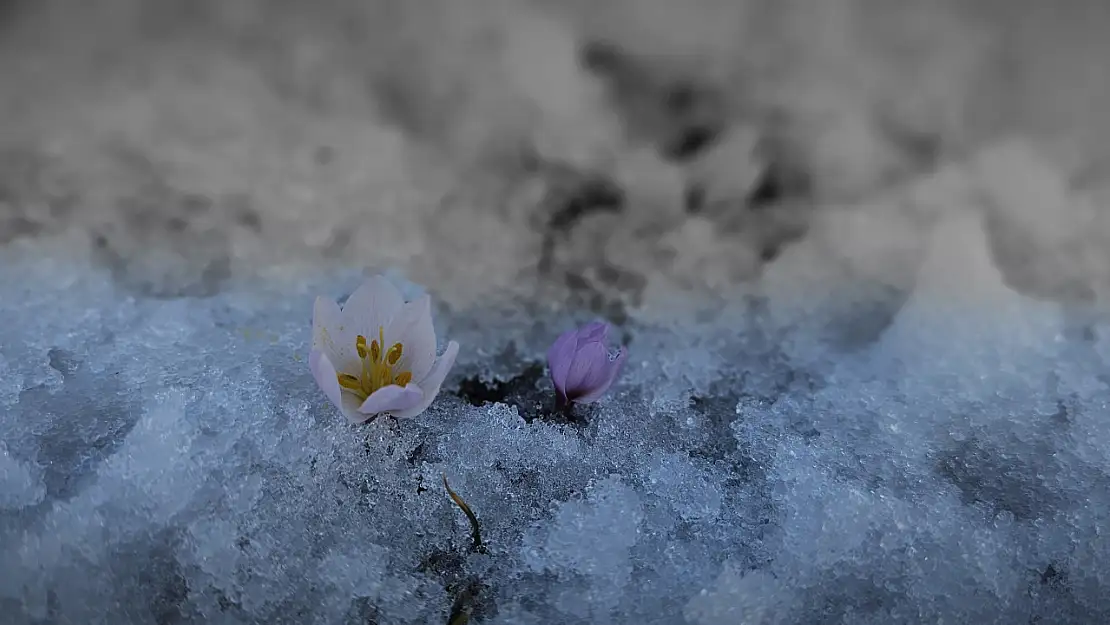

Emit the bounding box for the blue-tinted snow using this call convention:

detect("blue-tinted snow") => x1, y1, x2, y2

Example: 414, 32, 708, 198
2, 213, 1110, 625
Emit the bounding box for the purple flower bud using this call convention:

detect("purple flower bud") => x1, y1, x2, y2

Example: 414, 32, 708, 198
546, 321, 628, 405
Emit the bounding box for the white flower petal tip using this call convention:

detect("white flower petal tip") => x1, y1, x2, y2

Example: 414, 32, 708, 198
392, 340, 459, 420
308, 277, 459, 423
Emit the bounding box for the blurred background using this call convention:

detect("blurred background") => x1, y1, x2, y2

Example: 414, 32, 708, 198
3, 0, 1110, 314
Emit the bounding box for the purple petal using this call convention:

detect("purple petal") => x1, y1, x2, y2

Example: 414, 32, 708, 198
562, 340, 609, 400
576, 321, 609, 344
546, 328, 581, 399
572, 346, 627, 404
358, 384, 425, 416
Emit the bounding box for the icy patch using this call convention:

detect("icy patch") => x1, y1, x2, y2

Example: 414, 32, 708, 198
643, 451, 723, 523
523, 477, 644, 619
0, 354, 23, 407
0, 443, 44, 510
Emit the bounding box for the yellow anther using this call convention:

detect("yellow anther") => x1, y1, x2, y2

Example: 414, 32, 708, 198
387, 343, 403, 366
337, 373, 363, 393
336, 327, 416, 402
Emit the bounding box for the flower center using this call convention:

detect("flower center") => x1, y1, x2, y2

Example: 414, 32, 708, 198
336, 326, 412, 402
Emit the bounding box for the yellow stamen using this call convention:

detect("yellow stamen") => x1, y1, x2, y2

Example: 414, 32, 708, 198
335, 325, 414, 404
338, 373, 362, 392
359, 336, 373, 390
387, 343, 403, 366
377, 364, 391, 390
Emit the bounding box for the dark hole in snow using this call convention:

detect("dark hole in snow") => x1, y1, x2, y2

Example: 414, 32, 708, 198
454, 362, 592, 427
446, 577, 494, 625
1041, 563, 1063, 586
344, 596, 381, 625
419, 549, 497, 624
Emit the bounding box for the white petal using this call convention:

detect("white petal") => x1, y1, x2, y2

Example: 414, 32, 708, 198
391, 340, 459, 419
309, 348, 343, 409
312, 296, 359, 375
340, 392, 368, 424
358, 384, 425, 416
309, 349, 365, 423
384, 295, 437, 382
341, 276, 405, 346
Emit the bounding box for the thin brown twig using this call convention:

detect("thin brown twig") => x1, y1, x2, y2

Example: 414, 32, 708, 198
443, 474, 486, 553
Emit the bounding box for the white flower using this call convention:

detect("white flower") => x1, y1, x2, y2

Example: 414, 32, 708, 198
309, 276, 459, 423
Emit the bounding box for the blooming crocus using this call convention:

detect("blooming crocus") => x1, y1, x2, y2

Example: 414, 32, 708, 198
309, 276, 459, 423
546, 321, 627, 405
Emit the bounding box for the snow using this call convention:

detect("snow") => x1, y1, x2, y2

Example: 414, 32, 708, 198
3, 187, 1110, 623
4, 1, 1110, 623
